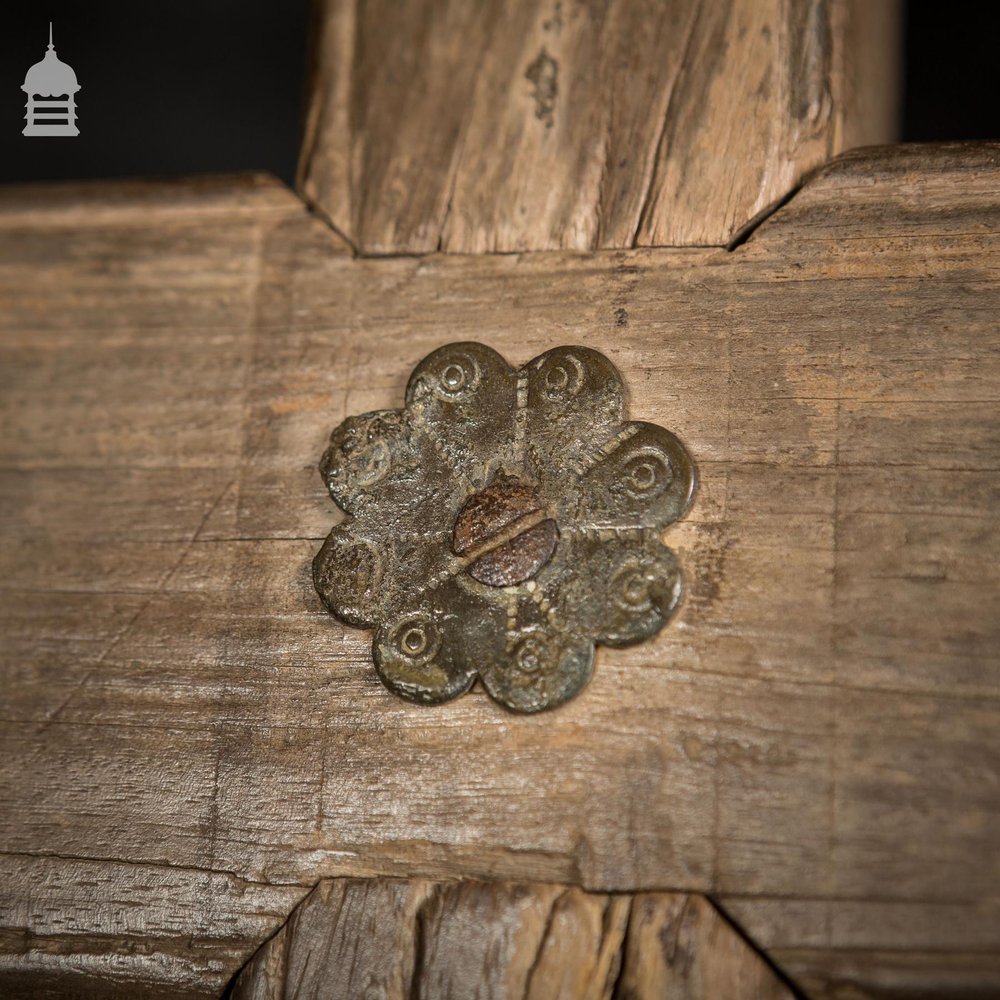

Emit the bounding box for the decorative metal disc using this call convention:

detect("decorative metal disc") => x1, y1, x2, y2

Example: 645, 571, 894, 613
313, 343, 696, 712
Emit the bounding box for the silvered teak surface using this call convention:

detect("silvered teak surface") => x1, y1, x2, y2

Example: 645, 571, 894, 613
313, 343, 696, 712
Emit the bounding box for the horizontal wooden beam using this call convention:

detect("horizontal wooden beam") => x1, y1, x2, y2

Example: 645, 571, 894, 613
1, 143, 998, 997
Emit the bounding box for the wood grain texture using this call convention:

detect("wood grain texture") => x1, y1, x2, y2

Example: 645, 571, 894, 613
229, 878, 793, 1000
1, 143, 999, 997
722, 894, 1000, 1000
297, 0, 900, 254
0, 854, 306, 1000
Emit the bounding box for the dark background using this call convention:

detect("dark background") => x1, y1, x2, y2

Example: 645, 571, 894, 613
0, 1, 996, 188
0, 1, 310, 185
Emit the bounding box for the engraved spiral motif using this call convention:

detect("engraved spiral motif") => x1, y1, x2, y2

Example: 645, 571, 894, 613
500, 632, 553, 705
428, 349, 483, 400
621, 446, 674, 500
513, 634, 547, 677
538, 350, 586, 402
610, 558, 655, 613
390, 615, 442, 666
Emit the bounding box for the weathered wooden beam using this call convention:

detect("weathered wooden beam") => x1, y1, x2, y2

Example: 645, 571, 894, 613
0, 854, 306, 1000
229, 878, 794, 1000
1, 144, 998, 997
298, 0, 901, 253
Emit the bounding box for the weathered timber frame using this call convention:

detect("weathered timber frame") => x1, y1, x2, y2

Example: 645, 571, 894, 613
2, 2, 999, 999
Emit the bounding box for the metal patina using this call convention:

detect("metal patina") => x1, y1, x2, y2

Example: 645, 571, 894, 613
313, 343, 696, 712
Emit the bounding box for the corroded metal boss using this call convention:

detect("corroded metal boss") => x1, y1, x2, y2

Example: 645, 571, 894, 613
313, 343, 696, 712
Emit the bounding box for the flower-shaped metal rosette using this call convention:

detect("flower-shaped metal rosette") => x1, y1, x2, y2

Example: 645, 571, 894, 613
313, 343, 696, 713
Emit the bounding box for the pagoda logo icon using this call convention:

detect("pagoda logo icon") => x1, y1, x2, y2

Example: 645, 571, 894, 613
22, 23, 81, 137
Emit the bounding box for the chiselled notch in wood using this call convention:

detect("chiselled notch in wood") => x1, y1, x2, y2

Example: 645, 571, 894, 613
298, 0, 900, 253
229, 879, 795, 1000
